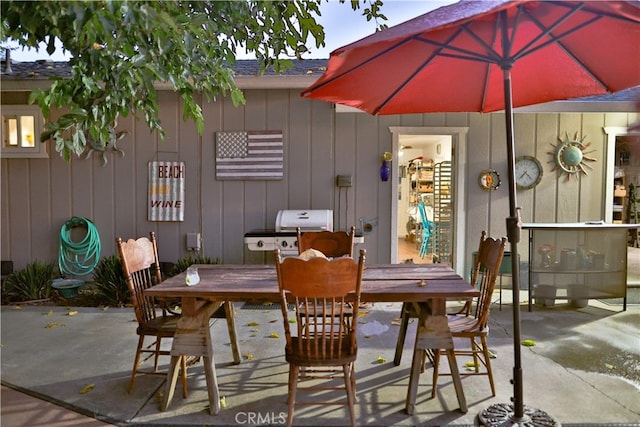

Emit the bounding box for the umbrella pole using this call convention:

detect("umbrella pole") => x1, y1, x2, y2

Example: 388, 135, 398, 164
478, 69, 561, 427
503, 69, 525, 420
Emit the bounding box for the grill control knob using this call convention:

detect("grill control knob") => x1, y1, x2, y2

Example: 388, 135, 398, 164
257, 240, 264, 248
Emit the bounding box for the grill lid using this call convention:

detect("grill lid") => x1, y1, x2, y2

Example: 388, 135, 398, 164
275, 210, 333, 232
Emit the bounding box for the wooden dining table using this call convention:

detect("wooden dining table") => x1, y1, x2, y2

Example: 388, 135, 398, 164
144, 263, 479, 416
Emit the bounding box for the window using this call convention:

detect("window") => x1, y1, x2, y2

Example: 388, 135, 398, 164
1, 105, 47, 158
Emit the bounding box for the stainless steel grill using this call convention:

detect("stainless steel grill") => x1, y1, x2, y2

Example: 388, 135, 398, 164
244, 210, 362, 256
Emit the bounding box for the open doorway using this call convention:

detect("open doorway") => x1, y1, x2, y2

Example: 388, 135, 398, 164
397, 135, 453, 264
389, 126, 469, 274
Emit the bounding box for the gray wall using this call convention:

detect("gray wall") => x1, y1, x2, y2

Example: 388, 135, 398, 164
1, 88, 637, 276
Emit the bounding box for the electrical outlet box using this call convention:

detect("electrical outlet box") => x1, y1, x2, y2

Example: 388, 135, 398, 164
337, 174, 352, 187
186, 233, 201, 251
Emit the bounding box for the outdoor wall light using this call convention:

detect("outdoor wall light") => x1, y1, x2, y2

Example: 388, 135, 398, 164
380, 151, 392, 181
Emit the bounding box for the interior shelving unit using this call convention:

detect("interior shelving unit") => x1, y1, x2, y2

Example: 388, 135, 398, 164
432, 161, 452, 263
613, 177, 625, 223
411, 161, 434, 206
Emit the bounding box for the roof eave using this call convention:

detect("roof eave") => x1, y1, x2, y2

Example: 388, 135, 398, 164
1, 75, 321, 91
2, 76, 636, 113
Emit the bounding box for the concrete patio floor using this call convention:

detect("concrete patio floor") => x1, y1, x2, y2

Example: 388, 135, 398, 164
1, 291, 638, 426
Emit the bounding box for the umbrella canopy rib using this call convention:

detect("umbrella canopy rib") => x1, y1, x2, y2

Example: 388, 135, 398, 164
306, 37, 415, 94
375, 30, 475, 115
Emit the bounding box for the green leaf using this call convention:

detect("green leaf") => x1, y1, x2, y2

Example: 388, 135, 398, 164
1, 0, 383, 161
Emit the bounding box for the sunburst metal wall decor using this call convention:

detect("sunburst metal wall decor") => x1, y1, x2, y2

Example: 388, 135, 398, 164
548, 132, 597, 181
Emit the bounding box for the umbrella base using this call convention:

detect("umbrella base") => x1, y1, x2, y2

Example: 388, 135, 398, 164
478, 403, 561, 426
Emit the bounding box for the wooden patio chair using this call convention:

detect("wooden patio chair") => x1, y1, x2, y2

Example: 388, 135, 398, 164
431, 230, 506, 397
297, 226, 357, 325
116, 232, 188, 396
296, 226, 355, 258
275, 248, 366, 427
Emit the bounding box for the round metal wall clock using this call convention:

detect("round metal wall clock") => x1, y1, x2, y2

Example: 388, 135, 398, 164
515, 155, 543, 189
548, 132, 596, 180
478, 169, 501, 191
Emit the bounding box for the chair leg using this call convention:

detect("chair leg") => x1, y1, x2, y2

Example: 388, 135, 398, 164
128, 335, 145, 394
470, 338, 480, 373
431, 349, 441, 398
286, 364, 299, 427
153, 337, 162, 372
181, 356, 188, 398
343, 363, 356, 427
350, 362, 356, 395
394, 303, 410, 366
481, 336, 496, 396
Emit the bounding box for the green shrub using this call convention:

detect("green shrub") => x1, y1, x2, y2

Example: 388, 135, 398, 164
170, 255, 219, 277
92, 255, 130, 307
2, 261, 56, 302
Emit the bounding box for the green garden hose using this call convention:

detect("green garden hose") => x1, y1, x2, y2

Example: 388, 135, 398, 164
58, 217, 102, 276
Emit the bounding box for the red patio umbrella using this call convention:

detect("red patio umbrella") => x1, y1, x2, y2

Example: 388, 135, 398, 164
302, 1, 640, 425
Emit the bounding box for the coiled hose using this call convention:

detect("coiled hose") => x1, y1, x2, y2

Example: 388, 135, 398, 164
58, 217, 102, 276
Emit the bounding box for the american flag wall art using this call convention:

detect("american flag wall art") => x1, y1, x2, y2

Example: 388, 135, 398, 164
215, 130, 284, 180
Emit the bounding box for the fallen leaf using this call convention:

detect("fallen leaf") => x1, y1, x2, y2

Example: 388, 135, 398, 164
79, 384, 95, 394
605, 363, 615, 370
13, 306, 22, 310
377, 356, 387, 364
269, 319, 278, 323
488, 350, 497, 359
220, 396, 227, 409
244, 353, 254, 360
247, 321, 259, 326
521, 339, 536, 347
358, 311, 368, 318
67, 310, 79, 316
270, 332, 280, 338
45, 322, 65, 328
251, 328, 259, 333
464, 361, 479, 367
288, 318, 296, 323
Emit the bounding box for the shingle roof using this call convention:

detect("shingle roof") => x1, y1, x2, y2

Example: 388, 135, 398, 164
0, 59, 329, 80
1, 59, 638, 104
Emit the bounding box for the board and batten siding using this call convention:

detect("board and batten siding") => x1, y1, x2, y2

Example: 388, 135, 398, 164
1, 88, 637, 278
